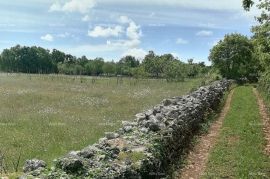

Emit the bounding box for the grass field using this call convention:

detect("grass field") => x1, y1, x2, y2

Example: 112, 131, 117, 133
203, 86, 270, 178
0, 73, 203, 173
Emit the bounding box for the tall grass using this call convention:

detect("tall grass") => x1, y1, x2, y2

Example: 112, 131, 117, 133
0, 73, 203, 173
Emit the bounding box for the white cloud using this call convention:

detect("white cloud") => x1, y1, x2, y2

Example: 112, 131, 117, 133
122, 48, 147, 60
88, 16, 142, 49
88, 25, 123, 38
49, 0, 96, 14
126, 21, 141, 40
118, 16, 132, 24
81, 15, 90, 22
196, 30, 213, 37
106, 17, 142, 48
41, 34, 54, 42
176, 38, 188, 44
118, 16, 142, 40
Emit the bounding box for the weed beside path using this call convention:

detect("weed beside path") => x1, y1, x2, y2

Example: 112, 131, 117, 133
203, 86, 270, 178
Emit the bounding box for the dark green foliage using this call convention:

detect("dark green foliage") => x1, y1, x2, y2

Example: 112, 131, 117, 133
0, 45, 56, 73
209, 33, 259, 81
0, 45, 209, 80
242, 0, 254, 10
243, 0, 270, 88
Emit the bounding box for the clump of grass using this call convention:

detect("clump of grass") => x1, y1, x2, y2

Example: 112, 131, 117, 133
203, 86, 270, 178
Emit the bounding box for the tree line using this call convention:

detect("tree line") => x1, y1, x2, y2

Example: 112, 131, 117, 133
0, 45, 209, 81
208, 0, 269, 84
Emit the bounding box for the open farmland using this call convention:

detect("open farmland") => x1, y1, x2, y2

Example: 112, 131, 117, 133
0, 73, 203, 172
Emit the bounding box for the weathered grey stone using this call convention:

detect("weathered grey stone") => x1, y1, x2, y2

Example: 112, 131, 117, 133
145, 109, 153, 117
78, 146, 98, 159
55, 156, 84, 174
155, 113, 163, 121
105, 132, 119, 140
123, 125, 133, 132
135, 113, 146, 121
139, 127, 149, 133
23, 159, 46, 173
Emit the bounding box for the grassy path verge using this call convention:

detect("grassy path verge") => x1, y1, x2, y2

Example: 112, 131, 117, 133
253, 88, 270, 155
177, 89, 235, 179
203, 86, 270, 178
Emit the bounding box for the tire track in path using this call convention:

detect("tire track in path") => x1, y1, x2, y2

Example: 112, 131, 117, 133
253, 88, 270, 155
176, 89, 235, 179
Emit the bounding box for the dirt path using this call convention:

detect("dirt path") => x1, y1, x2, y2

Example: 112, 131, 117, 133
253, 88, 270, 155
176, 89, 235, 179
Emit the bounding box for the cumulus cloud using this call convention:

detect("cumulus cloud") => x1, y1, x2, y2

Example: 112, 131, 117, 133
126, 22, 142, 40
41, 34, 54, 42
196, 30, 213, 37
118, 16, 132, 24
103, 16, 142, 48
118, 15, 142, 40
86, 16, 143, 55
49, 0, 96, 14
88, 25, 123, 38
122, 48, 147, 60
176, 38, 188, 44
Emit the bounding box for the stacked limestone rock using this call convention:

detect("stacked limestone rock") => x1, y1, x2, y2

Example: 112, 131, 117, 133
21, 80, 231, 179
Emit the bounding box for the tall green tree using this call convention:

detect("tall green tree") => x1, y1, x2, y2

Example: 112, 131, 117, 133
209, 33, 257, 80
243, 0, 270, 71
51, 49, 66, 64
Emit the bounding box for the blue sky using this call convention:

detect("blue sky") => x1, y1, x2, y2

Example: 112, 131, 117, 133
0, 0, 260, 64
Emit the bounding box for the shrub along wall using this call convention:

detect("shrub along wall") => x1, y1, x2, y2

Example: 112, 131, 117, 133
21, 80, 231, 179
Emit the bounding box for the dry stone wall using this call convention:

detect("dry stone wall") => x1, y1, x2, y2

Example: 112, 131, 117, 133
21, 80, 231, 179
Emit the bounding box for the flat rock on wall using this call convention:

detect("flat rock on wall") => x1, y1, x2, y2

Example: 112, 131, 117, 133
20, 80, 231, 179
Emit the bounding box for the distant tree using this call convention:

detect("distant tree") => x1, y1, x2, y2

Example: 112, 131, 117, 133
131, 66, 148, 79
187, 58, 193, 65
91, 58, 104, 76
186, 64, 200, 78
119, 56, 139, 68
77, 56, 89, 66
142, 51, 164, 78
209, 33, 258, 80
0, 45, 55, 73
198, 62, 205, 67
102, 62, 116, 76
164, 60, 186, 82
117, 56, 139, 76
51, 49, 65, 64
